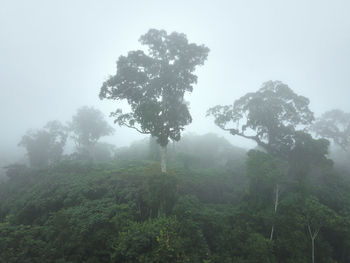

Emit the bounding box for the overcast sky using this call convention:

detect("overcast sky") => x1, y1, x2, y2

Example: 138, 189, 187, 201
1, 0, 350, 157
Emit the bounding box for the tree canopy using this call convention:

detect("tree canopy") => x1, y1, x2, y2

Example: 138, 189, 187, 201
99, 29, 209, 172
312, 109, 350, 151
19, 120, 68, 167
207, 80, 314, 158
288, 131, 332, 178
70, 106, 114, 152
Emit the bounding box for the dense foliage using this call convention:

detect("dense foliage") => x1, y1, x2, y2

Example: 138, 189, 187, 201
1, 134, 350, 262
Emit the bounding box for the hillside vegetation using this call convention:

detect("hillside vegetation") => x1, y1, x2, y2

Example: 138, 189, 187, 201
1, 134, 350, 263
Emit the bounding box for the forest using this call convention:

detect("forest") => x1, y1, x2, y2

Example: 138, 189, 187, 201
1, 27, 350, 263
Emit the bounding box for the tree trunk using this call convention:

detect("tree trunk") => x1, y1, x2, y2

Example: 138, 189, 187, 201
308, 224, 319, 263
270, 225, 275, 241
270, 183, 279, 240
311, 237, 315, 263
161, 145, 167, 173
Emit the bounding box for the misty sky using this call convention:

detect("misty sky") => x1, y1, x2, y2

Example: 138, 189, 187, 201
1, 0, 350, 157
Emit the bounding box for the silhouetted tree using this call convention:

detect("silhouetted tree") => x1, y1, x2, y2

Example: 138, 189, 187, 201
207, 81, 320, 241
70, 106, 114, 158
312, 109, 350, 151
207, 80, 314, 159
19, 120, 68, 167
99, 29, 209, 172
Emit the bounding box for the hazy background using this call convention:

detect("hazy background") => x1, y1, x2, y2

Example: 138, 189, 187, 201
1, 0, 350, 160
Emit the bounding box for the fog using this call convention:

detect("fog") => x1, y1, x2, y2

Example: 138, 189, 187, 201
2, 2, 350, 260
1, 0, 350, 160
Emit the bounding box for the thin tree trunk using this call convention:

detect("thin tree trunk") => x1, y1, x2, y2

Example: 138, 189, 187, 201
308, 224, 319, 263
161, 145, 167, 173
270, 183, 279, 240
270, 225, 274, 241
311, 237, 315, 263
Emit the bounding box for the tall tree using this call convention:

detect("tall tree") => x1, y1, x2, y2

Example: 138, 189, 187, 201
70, 106, 114, 157
207, 80, 314, 158
207, 81, 317, 240
19, 130, 50, 167
19, 120, 68, 167
302, 197, 335, 263
99, 29, 209, 173
312, 109, 350, 151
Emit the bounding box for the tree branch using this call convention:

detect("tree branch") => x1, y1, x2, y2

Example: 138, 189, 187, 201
223, 128, 268, 149
308, 224, 312, 237
119, 121, 151, 135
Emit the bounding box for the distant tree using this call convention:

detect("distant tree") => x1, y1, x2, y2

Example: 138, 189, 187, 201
19, 130, 50, 167
90, 142, 117, 162
207, 80, 314, 159
99, 29, 209, 173
70, 106, 114, 157
19, 120, 68, 167
312, 109, 350, 151
302, 197, 335, 263
149, 136, 161, 162
4, 164, 27, 180
44, 121, 69, 162
171, 133, 247, 170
